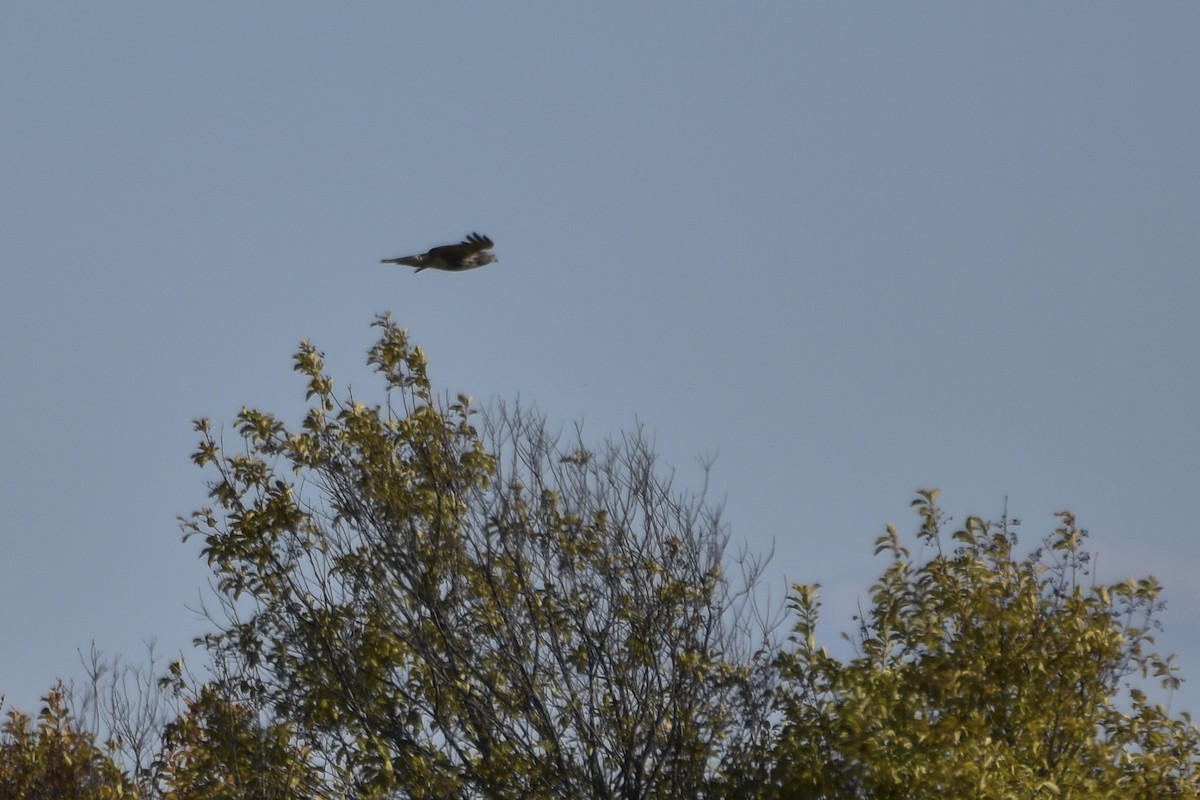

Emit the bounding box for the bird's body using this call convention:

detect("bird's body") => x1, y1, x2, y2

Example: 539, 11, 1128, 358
381, 233, 498, 273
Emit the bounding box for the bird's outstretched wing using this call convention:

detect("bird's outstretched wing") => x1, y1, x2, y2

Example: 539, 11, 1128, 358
424, 233, 493, 262
381, 233, 497, 272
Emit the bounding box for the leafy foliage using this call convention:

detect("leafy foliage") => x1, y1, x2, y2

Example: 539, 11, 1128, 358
180, 313, 774, 799
771, 489, 1200, 799
8, 316, 1200, 799
152, 665, 328, 800
0, 682, 137, 800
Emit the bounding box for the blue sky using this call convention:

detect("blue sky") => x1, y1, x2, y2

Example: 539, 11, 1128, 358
3, 4, 1199, 718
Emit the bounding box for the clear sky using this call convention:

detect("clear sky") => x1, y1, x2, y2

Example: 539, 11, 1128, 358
3, 4, 1198, 718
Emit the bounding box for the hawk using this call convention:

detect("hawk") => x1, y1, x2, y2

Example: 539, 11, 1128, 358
380, 233, 498, 273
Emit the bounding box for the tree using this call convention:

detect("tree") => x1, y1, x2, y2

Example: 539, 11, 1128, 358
181, 313, 775, 799
18, 310, 1198, 799
0, 682, 138, 800
770, 489, 1200, 799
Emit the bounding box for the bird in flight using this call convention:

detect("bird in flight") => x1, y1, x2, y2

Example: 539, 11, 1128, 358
381, 233, 498, 273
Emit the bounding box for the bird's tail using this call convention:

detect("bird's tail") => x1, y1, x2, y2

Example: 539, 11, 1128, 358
381, 256, 427, 272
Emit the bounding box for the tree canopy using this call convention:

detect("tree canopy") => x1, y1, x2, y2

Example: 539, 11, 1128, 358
5, 317, 1199, 799
179, 314, 774, 799
770, 489, 1200, 799
0, 682, 136, 800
